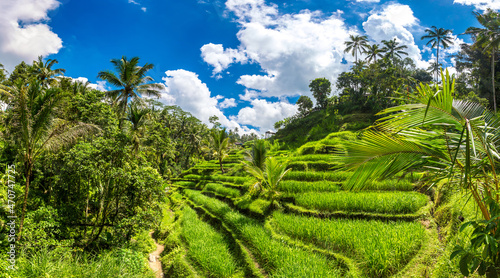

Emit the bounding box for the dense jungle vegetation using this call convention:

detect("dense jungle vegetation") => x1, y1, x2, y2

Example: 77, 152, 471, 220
1, 8, 500, 278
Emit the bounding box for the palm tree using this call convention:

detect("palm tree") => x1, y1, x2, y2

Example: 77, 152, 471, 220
205, 128, 230, 173
336, 70, 499, 221
344, 35, 369, 64
381, 38, 409, 64
426, 61, 442, 76
364, 44, 384, 64
244, 157, 291, 208
245, 139, 268, 170
0, 80, 99, 240
97, 56, 162, 128
31, 56, 66, 87
465, 9, 500, 113
421, 26, 454, 82
126, 103, 150, 156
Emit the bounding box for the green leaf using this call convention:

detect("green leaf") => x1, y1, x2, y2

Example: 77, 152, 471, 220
459, 254, 470, 276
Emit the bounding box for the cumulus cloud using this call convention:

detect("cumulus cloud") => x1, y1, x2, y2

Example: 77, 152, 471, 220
201, 43, 248, 76
201, 0, 353, 98
354, 0, 380, 3
362, 4, 431, 67
0, 0, 63, 71
231, 98, 297, 132
71, 77, 108, 91
453, 0, 500, 10
219, 98, 237, 108
160, 69, 259, 135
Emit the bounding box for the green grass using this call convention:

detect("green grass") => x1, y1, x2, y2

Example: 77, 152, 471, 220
358, 179, 414, 191
285, 154, 335, 162
173, 181, 197, 188
271, 212, 426, 277
283, 170, 351, 182
210, 175, 249, 185
203, 183, 241, 198
180, 206, 242, 277
184, 190, 345, 277
278, 180, 341, 193
287, 161, 341, 171
15, 247, 153, 278
293, 191, 428, 214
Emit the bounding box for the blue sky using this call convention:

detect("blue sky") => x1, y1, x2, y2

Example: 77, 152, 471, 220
0, 0, 499, 134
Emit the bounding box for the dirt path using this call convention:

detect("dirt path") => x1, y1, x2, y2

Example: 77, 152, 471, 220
148, 231, 165, 278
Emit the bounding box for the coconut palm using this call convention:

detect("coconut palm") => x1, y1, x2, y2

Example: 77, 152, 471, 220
245, 139, 268, 170
344, 35, 369, 64
244, 157, 291, 208
0, 80, 99, 240
205, 128, 230, 173
381, 39, 408, 64
97, 56, 162, 128
31, 56, 66, 87
364, 44, 384, 64
421, 26, 454, 81
465, 9, 500, 113
336, 70, 500, 221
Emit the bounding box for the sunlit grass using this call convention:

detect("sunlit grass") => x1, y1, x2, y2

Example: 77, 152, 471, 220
272, 212, 426, 277
294, 191, 428, 214
184, 190, 345, 277
180, 206, 241, 277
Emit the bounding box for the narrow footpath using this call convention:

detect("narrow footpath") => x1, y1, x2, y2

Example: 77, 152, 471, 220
148, 231, 165, 278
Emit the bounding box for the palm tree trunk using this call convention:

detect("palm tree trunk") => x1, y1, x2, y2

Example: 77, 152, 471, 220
18, 160, 32, 241
436, 42, 440, 83
492, 48, 497, 113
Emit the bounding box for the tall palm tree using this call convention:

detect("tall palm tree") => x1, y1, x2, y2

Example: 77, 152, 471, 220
364, 44, 384, 64
381, 38, 409, 64
97, 56, 162, 128
421, 26, 454, 82
31, 56, 66, 87
465, 9, 500, 113
344, 35, 369, 64
244, 157, 291, 208
0, 80, 99, 240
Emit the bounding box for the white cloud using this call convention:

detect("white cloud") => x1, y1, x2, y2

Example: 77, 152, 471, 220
200, 43, 248, 76
219, 98, 237, 108
231, 98, 297, 132
453, 0, 500, 10
160, 69, 258, 135
201, 0, 352, 98
0, 0, 63, 71
363, 4, 432, 68
71, 77, 108, 91
128, 0, 147, 12
354, 0, 380, 3
239, 89, 260, 101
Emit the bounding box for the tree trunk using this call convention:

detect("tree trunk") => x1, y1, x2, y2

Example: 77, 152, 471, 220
436, 42, 440, 83
18, 160, 32, 241
492, 48, 497, 113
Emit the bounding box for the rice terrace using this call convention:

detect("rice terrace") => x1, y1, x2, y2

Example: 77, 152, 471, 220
1, 0, 500, 277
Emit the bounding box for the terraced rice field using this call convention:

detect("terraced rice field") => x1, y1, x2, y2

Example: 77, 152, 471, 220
163, 136, 432, 277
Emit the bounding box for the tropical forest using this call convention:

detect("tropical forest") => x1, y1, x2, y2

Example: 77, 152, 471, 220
1, 6, 500, 278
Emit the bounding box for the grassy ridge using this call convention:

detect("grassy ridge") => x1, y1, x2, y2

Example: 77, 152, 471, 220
203, 183, 241, 198
180, 206, 242, 277
271, 212, 426, 277
278, 180, 342, 193
184, 189, 346, 278
293, 191, 428, 214
284, 171, 351, 182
